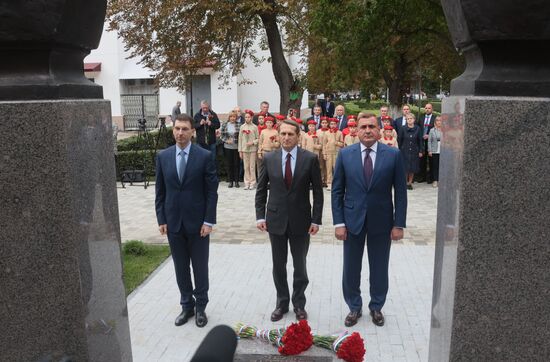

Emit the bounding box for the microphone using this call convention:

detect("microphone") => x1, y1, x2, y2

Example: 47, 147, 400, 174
190, 325, 237, 362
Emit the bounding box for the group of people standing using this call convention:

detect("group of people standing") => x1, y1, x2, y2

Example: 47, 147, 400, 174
155, 106, 411, 330
157, 98, 442, 330
381, 103, 442, 189
179, 99, 441, 193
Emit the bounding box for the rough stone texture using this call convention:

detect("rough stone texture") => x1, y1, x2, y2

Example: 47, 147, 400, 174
429, 96, 550, 361
0, 100, 131, 361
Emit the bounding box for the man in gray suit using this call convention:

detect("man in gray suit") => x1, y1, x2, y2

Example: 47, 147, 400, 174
255, 119, 323, 321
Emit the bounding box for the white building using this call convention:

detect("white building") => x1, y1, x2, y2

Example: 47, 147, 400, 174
85, 24, 308, 130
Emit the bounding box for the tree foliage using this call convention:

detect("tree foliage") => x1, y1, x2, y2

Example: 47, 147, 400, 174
107, 0, 309, 114
308, 0, 463, 107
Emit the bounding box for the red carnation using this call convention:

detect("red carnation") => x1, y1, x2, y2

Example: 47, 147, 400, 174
278, 320, 313, 355
336, 332, 365, 362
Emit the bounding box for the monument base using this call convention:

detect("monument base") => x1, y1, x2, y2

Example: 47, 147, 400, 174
429, 96, 550, 361
0, 100, 131, 361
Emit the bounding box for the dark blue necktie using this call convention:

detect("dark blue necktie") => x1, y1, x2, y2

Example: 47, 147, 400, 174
364, 148, 373, 187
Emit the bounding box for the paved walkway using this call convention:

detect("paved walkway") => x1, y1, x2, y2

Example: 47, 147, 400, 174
119, 182, 438, 362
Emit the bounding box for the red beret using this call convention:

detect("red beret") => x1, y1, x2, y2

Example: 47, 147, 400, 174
348, 115, 356, 119
307, 120, 317, 125
276, 114, 286, 120
244, 109, 254, 117
329, 117, 339, 124
264, 116, 274, 122
295, 118, 303, 124
382, 115, 392, 120
383, 125, 394, 130
320, 116, 328, 121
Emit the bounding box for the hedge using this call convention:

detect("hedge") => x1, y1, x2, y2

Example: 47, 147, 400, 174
115, 146, 229, 181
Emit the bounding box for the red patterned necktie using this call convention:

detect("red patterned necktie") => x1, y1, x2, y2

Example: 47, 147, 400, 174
285, 153, 292, 189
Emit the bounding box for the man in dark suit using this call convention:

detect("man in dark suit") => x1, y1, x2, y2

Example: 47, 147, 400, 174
324, 94, 335, 118
255, 120, 323, 322
193, 100, 220, 167
334, 104, 349, 131
393, 104, 411, 135
332, 114, 407, 327
253, 101, 274, 125
306, 105, 323, 129
418, 103, 435, 183
376, 105, 389, 128
155, 114, 219, 328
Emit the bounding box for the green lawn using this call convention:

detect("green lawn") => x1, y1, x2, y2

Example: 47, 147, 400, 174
123, 243, 171, 295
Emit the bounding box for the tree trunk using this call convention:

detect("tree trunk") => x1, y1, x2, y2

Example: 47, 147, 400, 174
383, 54, 409, 117
259, 5, 295, 115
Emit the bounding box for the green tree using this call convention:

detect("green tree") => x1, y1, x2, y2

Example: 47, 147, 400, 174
107, 0, 308, 115
308, 0, 463, 110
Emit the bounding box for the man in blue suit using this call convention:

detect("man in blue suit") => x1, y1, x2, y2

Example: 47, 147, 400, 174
155, 113, 218, 328
332, 114, 407, 327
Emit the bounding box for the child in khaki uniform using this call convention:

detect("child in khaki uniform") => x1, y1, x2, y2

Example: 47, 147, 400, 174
323, 118, 344, 191
257, 113, 266, 134
257, 116, 279, 161
380, 125, 399, 148
239, 110, 259, 189
317, 117, 330, 186
344, 120, 360, 146
301, 120, 322, 156
381, 116, 398, 139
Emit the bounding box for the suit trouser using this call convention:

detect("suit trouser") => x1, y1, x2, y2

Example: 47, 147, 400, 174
199, 143, 217, 170
167, 227, 209, 312
269, 231, 310, 309
343, 221, 391, 312
419, 140, 431, 181
242, 151, 257, 186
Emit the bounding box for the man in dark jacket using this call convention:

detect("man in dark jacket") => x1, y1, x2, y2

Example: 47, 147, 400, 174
193, 100, 220, 167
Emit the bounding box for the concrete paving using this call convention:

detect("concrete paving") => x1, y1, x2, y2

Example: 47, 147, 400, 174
119, 182, 438, 361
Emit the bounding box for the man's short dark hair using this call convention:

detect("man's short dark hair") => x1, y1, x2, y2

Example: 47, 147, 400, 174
280, 119, 301, 135
175, 113, 195, 128
261, 101, 269, 107
358, 113, 378, 124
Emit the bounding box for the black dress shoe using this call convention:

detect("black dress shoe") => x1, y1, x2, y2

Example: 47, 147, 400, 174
294, 308, 308, 320
270, 307, 289, 322
370, 310, 385, 326
344, 310, 362, 327
195, 310, 208, 328
175, 309, 194, 326
235, 182, 240, 188
228, 182, 234, 188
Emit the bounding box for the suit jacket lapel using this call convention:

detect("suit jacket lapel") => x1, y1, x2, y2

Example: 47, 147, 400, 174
291, 148, 305, 190
273, 149, 284, 184
353, 144, 368, 191
167, 145, 180, 185
370, 143, 385, 189
180, 144, 195, 187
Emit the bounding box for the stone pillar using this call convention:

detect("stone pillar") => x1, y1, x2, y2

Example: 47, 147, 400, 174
0, 2, 132, 361
430, 1, 550, 361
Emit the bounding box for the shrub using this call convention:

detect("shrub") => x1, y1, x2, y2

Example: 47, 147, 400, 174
117, 128, 175, 152
115, 150, 157, 180
123, 240, 147, 256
